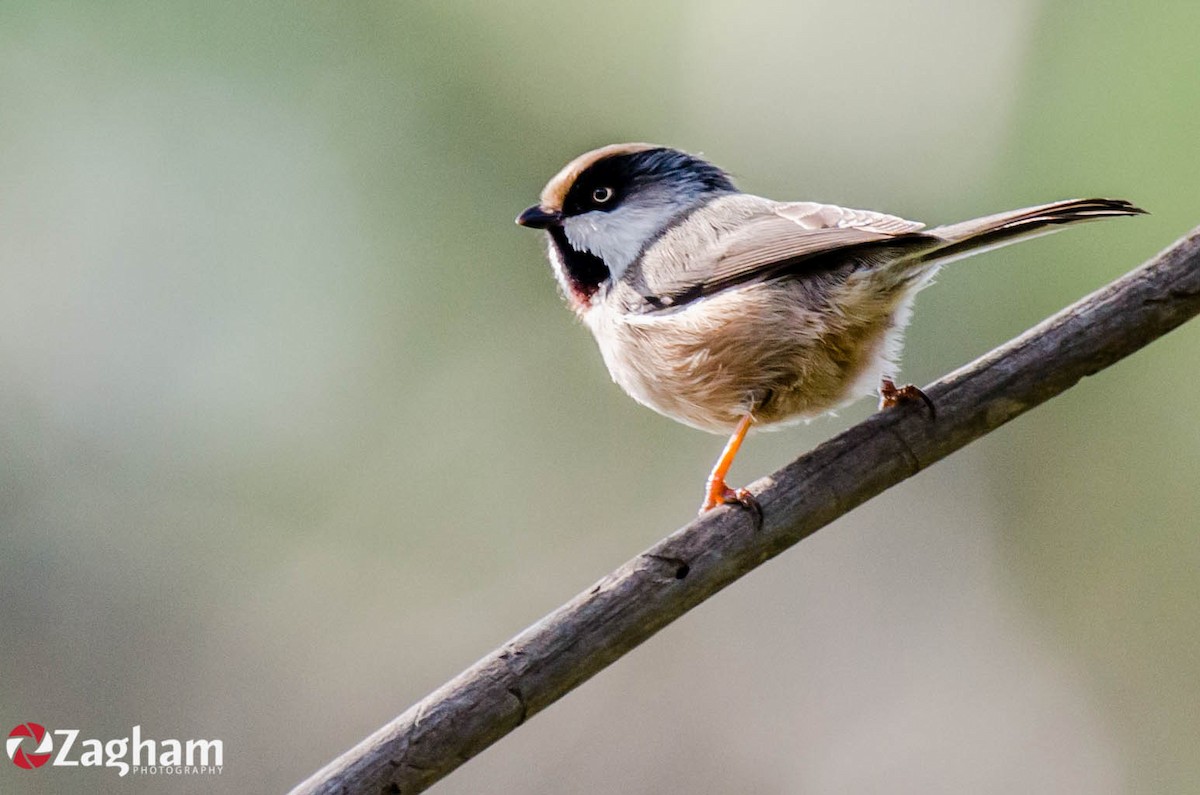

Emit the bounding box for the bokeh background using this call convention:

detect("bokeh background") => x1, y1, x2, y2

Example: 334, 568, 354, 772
2, 2, 1198, 793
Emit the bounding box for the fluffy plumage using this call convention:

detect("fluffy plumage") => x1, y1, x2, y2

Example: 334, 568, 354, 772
519, 144, 1144, 436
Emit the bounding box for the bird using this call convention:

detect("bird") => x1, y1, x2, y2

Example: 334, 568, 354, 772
515, 143, 1144, 516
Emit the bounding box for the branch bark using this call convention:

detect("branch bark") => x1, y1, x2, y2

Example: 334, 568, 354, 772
291, 225, 1200, 795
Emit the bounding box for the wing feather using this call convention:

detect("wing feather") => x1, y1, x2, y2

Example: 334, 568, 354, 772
631, 201, 934, 311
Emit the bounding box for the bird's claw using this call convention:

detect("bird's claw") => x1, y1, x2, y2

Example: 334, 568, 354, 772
700, 482, 763, 529
879, 379, 936, 419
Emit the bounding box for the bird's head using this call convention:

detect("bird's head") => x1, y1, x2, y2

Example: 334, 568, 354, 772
517, 143, 736, 311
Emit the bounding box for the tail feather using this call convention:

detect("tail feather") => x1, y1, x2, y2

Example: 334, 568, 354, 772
919, 198, 1146, 265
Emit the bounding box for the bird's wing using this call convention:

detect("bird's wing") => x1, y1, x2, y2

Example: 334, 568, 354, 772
629, 201, 937, 312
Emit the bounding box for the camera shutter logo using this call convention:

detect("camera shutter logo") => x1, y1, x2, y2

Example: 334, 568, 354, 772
6, 723, 53, 769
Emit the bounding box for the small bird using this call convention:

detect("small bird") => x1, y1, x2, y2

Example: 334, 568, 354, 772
516, 143, 1143, 516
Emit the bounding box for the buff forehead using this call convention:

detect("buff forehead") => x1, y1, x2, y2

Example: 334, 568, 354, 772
538, 142, 663, 211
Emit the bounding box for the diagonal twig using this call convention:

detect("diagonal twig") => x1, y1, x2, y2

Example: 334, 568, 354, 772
291, 225, 1200, 795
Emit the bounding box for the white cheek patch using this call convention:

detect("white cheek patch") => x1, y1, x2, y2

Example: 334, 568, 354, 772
563, 204, 675, 282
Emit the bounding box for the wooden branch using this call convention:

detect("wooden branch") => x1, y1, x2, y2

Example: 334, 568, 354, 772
291, 225, 1200, 795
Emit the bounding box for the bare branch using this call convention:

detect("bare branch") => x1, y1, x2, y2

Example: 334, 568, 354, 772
290, 226, 1200, 795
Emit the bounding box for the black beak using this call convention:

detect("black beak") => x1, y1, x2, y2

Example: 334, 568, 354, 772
516, 205, 561, 229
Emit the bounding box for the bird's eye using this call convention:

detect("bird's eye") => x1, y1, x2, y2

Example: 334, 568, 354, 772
592, 186, 614, 204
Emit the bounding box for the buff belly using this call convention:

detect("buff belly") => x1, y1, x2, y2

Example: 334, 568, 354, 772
584, 271, 930, 434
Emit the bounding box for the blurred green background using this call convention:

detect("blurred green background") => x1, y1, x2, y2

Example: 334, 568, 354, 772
1, 2, 1198, 793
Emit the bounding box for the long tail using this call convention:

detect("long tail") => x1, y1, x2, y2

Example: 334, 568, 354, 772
917, 198, 1147, 265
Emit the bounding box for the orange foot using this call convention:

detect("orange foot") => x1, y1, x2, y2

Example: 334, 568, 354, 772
698, 414, 762, 527
700, 479, 763, 527
879, 378, 936, 419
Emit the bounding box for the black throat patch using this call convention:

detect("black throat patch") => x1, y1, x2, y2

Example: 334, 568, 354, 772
548, 225, 608, 306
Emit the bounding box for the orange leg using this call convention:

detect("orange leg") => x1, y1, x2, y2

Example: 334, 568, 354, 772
701, 413, 759, 516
